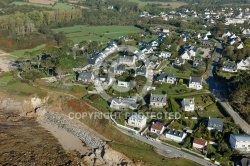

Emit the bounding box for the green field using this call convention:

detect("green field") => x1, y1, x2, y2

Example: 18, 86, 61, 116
10, 44, 46, 58
11, 2, 74, 10
53, 25, 143, 43
128, 0, 187, 8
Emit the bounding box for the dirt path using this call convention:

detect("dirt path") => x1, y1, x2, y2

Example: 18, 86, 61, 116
0, 50, 11, 72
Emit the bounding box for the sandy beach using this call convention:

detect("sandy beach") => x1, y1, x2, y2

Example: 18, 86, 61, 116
37, 118, 89, 155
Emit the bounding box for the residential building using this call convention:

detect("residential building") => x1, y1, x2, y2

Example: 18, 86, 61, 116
150, 94, 167, 108
135, 67, 147, 77
239, 158, 250, 166
127, 113, 147, 129
207, 118, 224, 132
117, 80, 131, 89
95, 75, 113, 87
118, 55, 136, 66
193, 138, 207, 149
222, 61, 237, 72
150, 122, 165, 134
173, 58, 186, 66
110, 97, 138, 110
237, 57, 250, 70
181, 51, 192, 60
193, 58, 203, 68
164, 128, 187, 143
156, 73, 167, 82
181, 98, 195, 111
159, 51, 172, 58
114, 64, 126, 75
166, 74, 177, 84
229, 134, 250, 152
78, 72, 95, 82
188, 77, 203, 90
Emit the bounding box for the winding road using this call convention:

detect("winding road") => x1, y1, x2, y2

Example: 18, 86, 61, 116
206, 41, 250, 134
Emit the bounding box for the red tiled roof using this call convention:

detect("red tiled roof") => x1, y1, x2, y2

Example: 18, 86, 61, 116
193, 138, 207, 146
151, 123, 164, 130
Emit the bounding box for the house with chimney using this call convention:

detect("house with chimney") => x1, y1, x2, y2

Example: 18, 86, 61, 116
181, 98, 195, 111
188, 77, 203, 90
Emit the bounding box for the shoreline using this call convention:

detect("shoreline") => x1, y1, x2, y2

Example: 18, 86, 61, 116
37, 117, 89, 155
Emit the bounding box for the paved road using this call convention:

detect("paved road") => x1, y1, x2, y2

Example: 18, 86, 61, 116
206, 41, 250, 134
115, 126, 215, 166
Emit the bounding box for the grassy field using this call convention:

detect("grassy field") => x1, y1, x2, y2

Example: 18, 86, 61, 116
52, 25, 142, 43
11, 2, 74, 9
128, 0, 187, 8
10, 44, 46, 58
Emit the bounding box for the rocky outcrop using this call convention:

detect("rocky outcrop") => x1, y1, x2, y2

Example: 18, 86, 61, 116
41, 109, 105, 149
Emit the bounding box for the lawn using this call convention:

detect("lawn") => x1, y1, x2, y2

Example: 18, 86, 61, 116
53, 25, 142, 44
10, 44, 46, 58
164, 65, 197, 78
152, 82, 191, 95
11, 2, 74, 10
0, 73, 15, 86
199, 103, 226, 118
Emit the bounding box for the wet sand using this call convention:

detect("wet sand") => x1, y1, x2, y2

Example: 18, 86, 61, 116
37, 118, 89, 155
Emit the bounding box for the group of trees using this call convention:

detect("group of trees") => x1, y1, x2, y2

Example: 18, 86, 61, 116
0, 9, 82, 35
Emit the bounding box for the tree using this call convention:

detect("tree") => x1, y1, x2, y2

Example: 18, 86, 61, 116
159, 43, 166, 51
179, 79, 183, 85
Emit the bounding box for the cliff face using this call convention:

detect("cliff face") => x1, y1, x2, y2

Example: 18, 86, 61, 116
0, 91, 134, 166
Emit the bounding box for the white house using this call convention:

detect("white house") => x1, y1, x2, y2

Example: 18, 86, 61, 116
95, 76, 113, 87
110, 97, 138, 110
181, 98, 195, 111
237, 57, 250, 70
117, 80, 131, 89
150, 94, 167, 108
118, 55, 136, 66
193, 138, 207, 149
237, 43, 244, 49
127, 113, 147, 129
150, 122, 165, 134
181, 51, 192, 60
173, 58, 185, 66
164, 128, 187, 143
159, 51, 172, 58
229, 134, 250, 152
166, 74, 177, 84
188, 77, 203, 90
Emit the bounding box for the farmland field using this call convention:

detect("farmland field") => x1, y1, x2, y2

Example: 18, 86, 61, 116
53, 25, 143, 43
10, 44, 46, 58
29, 0, 57, 5
128, 0, 187, 8
11, 2, 74, 10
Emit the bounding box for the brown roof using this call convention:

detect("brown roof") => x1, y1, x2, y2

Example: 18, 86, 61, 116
151, 123, 164, 131
193, 138, 207, 146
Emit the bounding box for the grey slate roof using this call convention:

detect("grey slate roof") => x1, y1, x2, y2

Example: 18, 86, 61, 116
150, 94, 166, 103
231, 134, 250, 142
164, 128, 185, 138
207, 118, 224, 132
190, 77, 203, 84
223, 61, 237, 70
135, 67, 146, 75
79, 72, 94, 81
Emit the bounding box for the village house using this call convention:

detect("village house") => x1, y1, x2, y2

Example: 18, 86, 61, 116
229, 134, 250, 152
95, 75, 113, 87
110, 97, 138, 110
135, 67, 147, 77
173, 58, 186, 66
237, 57, 250, 70
181, 98, 195, 111
159, 51, 172, 58
166, 74, 177, 84
150, 94, 167, 108
188, 77, 203, 90
118, 55, 136, 66
222, 61, 237, 72
207, 118, 224, 132
150, 122, 165, 134
192, 138, 207, 149
164, 128, 187, 143
156, 73, 167, 82
113, 64, 126, 75
193, 58, 203, 68
78, 72, 95, 83
117, 80, 132, 89
127, 113, 147, 129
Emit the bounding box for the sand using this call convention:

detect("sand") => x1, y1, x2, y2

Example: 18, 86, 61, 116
37, 118, 89, 155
